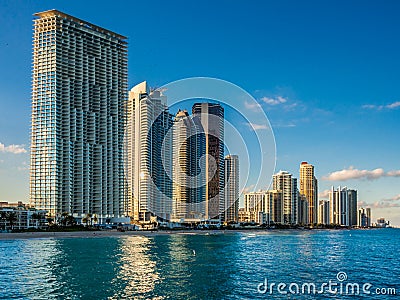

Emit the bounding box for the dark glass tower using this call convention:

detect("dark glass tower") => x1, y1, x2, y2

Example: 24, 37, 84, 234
192, 103, 224, 220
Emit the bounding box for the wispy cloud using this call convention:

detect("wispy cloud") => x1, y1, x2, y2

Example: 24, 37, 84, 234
372, 201, 400, 208
381, 194, 400, 202
0, 142, 27, 154
357, 200, 369, 207
241, 184, 255, 194
246, 122, 269, 131
244, 100, 262, 112
319, 189, 330, 199
387, 101, 400, 109
387, 170, 400, 177
322, 166, 400, 181
261, 96, 287, 106
271, 122, 296, 128
362, 101, 400, 110
17, 161, 29, 171
357, 195, 400, 209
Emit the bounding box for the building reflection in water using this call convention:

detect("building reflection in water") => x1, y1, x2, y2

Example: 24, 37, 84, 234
109, 235, 162, 300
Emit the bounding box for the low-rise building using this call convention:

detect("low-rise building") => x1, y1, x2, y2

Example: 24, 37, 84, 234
0, 202, 47, 230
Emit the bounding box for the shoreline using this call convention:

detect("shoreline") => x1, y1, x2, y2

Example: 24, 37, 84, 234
0, 227, 394, 241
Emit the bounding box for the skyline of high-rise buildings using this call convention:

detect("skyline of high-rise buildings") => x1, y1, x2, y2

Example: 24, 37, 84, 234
27, 9, 372, 227
127, 85, 231, 223
241, 169, 363, 227
30, 10, 127, 223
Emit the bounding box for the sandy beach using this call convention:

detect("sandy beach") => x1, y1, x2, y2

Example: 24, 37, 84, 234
0, 230, 230, 240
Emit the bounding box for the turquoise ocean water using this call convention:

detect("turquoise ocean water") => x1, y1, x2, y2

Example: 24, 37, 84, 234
0, 229, 399, 299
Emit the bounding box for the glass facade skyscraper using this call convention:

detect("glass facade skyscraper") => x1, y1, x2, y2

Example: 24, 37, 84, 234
126, 82, 173, 222
172, 110, 203, 220
192, 103, 224, 220
29, 10, 127, 222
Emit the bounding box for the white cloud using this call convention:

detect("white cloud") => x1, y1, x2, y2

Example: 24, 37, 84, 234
241, 184, 255, 194
272, 122, 296, 128
387, 170, 400, 177
357, 200, 369, 207
322, 166, 400, 181
362, 101, 400, 110
381, 194, 400, 202
372, 201, 400, 208
244, 100, 262, 111
0, 142, 27, 154
370, 194, 400, 208
261, 96, 287, 106
246, 122, 269, 131
387, 101, 400, 109
318, 189, 330, 199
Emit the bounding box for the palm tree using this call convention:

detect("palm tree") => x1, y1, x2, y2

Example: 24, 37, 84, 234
92, 214, 98, 225
46, 217, 54, 227
82, 216, 89, 227
36, 212, 46, 228
0, 211, 7, 231
31, 213, 39, 228
6, 212, 17, 231
65, 215, 76, 226
60, 211, 69, 227
86, 213, 93, 226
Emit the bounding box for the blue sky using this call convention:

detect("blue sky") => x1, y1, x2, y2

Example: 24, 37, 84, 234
0, 0, 399, 225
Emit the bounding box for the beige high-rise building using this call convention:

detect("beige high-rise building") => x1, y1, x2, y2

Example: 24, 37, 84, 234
299, 162, 318, 224
243, 190, 282, 225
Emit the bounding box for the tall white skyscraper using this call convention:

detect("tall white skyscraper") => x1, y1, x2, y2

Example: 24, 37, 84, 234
224, 155, 239, 223
329, 186, 358, 226
318, 200, 330, 225
126, 82, 173, 222
272, 171, 298, 224
30, 10, 127, 222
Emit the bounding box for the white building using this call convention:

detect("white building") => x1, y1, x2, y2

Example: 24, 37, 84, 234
224, 155, 239, 223
30, 10, 127, 223
329, 186, 358, 226
273, 171, 298, 224
126, 82, 173, 222
0, 204, 47, 230
318, 200, 330, 225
